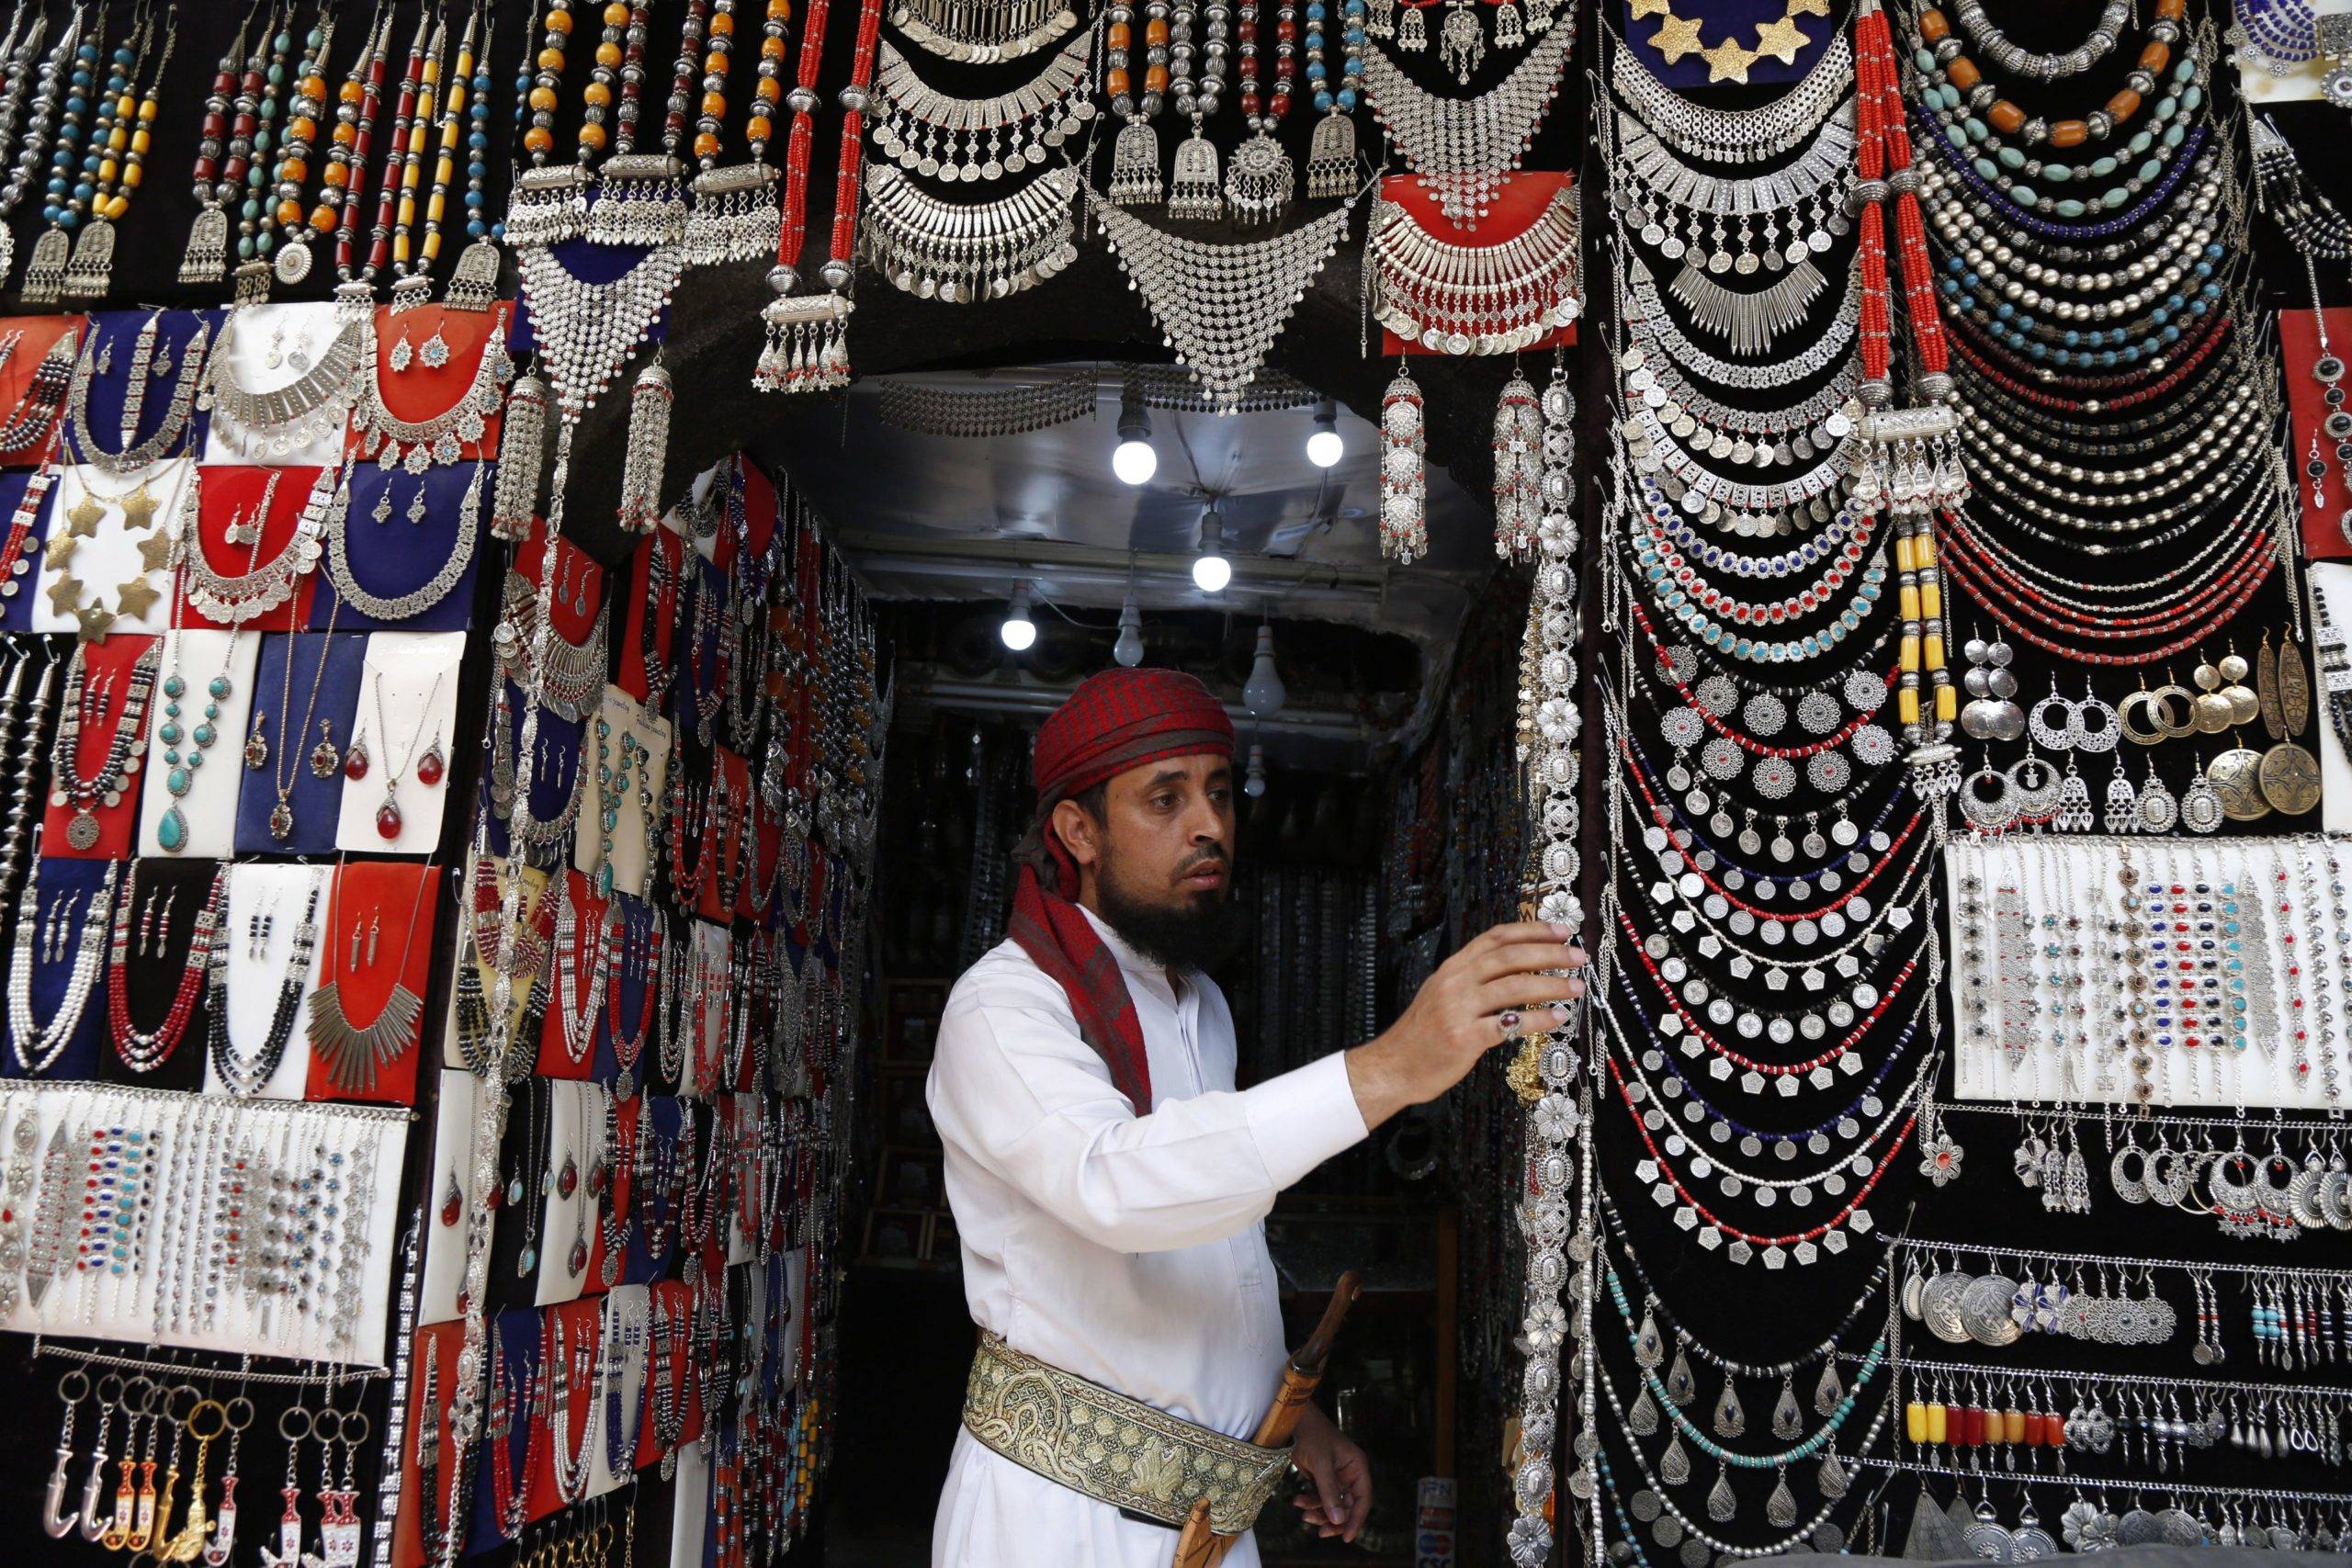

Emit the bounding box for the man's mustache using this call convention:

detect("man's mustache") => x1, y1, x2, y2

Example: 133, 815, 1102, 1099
1175, 847, 1229, 876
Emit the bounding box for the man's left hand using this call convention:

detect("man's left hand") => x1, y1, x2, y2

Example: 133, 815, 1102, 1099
1290, 1402, 1372, 1543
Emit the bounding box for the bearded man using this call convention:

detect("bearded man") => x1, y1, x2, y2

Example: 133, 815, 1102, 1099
928, 667, 1587, 1567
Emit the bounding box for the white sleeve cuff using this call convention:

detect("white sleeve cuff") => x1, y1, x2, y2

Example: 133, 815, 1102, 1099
1242, 1052, 1372, 1191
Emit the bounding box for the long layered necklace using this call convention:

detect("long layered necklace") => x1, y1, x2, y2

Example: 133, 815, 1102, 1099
64, 313, 211, 476
108, 864, 230, 1075
7, 856, 119, 1076
51, 640, 159, 852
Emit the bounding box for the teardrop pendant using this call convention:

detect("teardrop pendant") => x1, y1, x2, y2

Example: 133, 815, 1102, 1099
1766, 1470, 1798, 1529
1771, 1378, 1804, 1440
1713, 1381, 1746, 1438
439, 1177, 462, 1227
1665, 1347, 1697, 1406
1634, 1308, 1666, 1370
1814, 1361, 1843, 1416
1707, 1464, 1737, 1524
1659, 1430, 1691, 1487
1816, 1450, 1849, 1500
1629, 1382, 1660, 1437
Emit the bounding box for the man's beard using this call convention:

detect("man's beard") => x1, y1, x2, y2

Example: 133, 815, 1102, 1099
1096, 852, 1241, 972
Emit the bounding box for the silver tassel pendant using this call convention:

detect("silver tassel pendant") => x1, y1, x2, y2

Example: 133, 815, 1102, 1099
1813, 1361, 1842, 1416
1379, 367, 1427, 562
1713, 1380, 1745, 1438
62, 218, 118, 299
18, 227, 67, 305
1397, 3, 1427, 49
1167, 130, 1223, 220
507, 165, 594, 251
1307, 112, 1357, 199
588, 154, 689, 248
1109, 118, 1163, 206
1493, 370, 1543, 561
489, 374, 550, 542
1770, 1378, 1803, 1440
1665, 1347, 1696, 1406
179, 209, 231, 286
753, 293, 854, 395
1224, 133, 1294, 224
2103, 765, 2140, 833
617, 361, 674, 535
1706, 1464, 1737, 1524
445, 236, 504, 313
686, 164, 783, 267
1632, 1307, 1665, 1369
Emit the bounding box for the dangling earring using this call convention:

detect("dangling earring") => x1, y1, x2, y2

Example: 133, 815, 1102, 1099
366, 912, 380, 967
419, 325, 451, 370
265, 322, 287, 370
388, 330, 415, 375
417, 729, 447, 789
439, 1174, 463, 1226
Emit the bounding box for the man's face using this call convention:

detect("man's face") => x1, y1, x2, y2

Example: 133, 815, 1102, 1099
1051, 752, 1238, 966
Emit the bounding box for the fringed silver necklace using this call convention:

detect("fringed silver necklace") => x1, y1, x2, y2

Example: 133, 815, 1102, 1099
1087, 185, 1361, 411
862, 163, 1081, 300
1368, 179, 1584, 354
1363, 21, 1573, 227
873, 26, 1098, 183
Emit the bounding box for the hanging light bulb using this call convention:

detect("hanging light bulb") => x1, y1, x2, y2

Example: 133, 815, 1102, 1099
1244, 742, 1268, 798
1193, 508, 1232, 592
1112, 384, 1157, 485
1305, 399, 1343, 468
1113, 595, 1146, 667
1000, 582, 1037, 651
1243, 624, 1285, 716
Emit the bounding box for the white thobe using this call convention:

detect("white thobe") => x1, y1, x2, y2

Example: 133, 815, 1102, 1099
926, 908, 1371, 1566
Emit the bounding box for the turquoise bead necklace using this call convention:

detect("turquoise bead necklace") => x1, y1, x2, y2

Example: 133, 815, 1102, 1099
156, 474, 280, 853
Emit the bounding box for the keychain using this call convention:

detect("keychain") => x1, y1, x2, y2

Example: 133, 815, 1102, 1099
258, 1398, 312, 1568
158, 1396, 229, 1563
103, 1375, 159, 1551
142, 1382, 203, 1557
78, 1371, 124, 1543
43, 1370, 89, 1539
202, 1395, 253, 1567
320, 1407, 368, 1568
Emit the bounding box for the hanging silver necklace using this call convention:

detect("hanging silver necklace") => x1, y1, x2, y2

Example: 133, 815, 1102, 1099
1609, 24, 1850, 165
873, 27, 1097, 184
1369, 181, 1583, 355
862, 163, 1080, 302
1362, 22, 1572, 228
198, 307, 370, 460
889, 0, 1082, 62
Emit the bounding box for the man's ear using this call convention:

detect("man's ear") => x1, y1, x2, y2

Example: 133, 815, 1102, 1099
1051, 797, 1102, 869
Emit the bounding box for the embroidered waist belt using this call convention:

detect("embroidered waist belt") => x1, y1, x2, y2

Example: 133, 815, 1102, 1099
960, 1333, 1293, 1536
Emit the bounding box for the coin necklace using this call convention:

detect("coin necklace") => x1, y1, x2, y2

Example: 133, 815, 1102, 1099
51, 640, 158, 851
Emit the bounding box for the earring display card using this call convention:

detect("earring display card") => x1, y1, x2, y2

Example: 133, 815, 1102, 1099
576, 684, 672, 901
234, 630, 367, 855
0, 468, 59, 633
352, 302, 511, 468
605, 891, 665, 1096
589, 1283, 655, 1495
42, 632, 162, 860
135, 626, 264, 858
2280, 309, 2352, 562
203, 862, 333, 1101
1947, 835, 2352, 1109
536, 1083, 604, 1310
181, 462, 327, 632
317, 460, 490, 632
465, 1306, 545, 1552
304, 860, 445, 1106
0, 855, 119, 1080
64, 310, 217, 468
2313, 563, 2352, 833
35, 457, 196, 638
523, 1297, 612, 1512
623, 1093, 686, 1285
583, 1091, 640, 1292
0, 1081, 409, 1364
335, 630, 466, 853
418, 1067, 485, 1327
200, 300, 358, 468
642, 1276, 707, 1461
0, 314, 83, 468
698, 745, 752, 925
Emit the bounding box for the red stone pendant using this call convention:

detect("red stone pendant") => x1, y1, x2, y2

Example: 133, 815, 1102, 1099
344, 739, 369, 781
376, 797, 403, 840
439, 1177, 462, 1227
416, 742, 446, 787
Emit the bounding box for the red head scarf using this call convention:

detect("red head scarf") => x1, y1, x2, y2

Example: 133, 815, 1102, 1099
1007, 668, 1235, 1111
